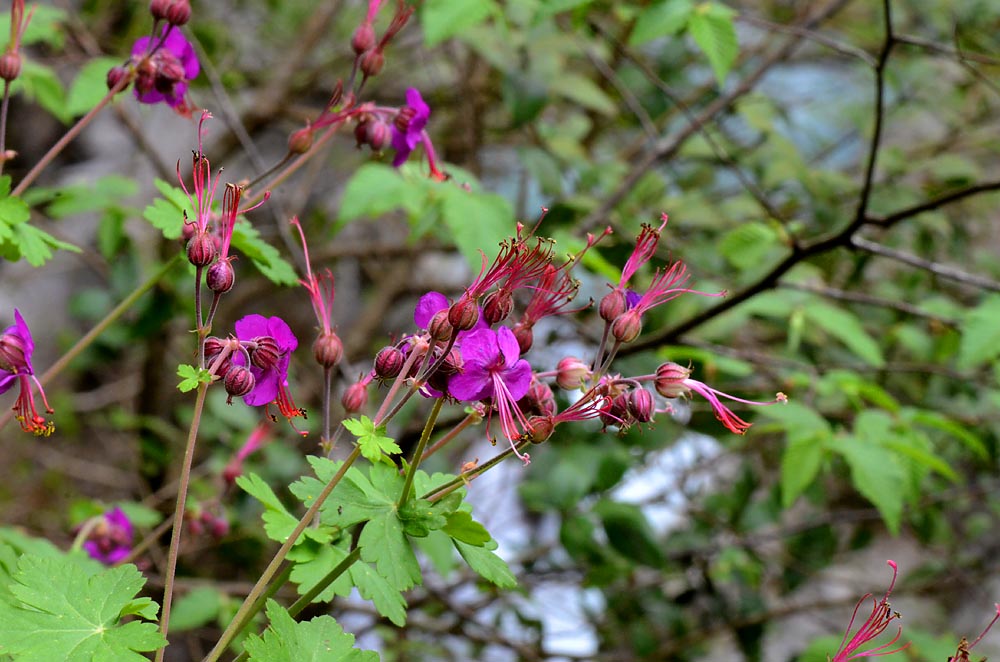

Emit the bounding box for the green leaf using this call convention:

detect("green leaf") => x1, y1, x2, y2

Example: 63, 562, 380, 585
170, 587, 225, 632
243, 600, 377, 662
287, 540, 355, 604
0, 556, 166, 661
688, 2, 739, 87
6, 222, 80, 266
422, 0, 499, 47
12, 60, 68, 123
629, 0, 694, 46
235, 473, 309, 546
176, 364, 212, 392
66, 57, 121, 117
903, 408, 989, 460
143, 178, 192, 240
780, 434, 825, 508
0, 6, 67, 50
342, 416, 401, 463
804, 301, 885, 367
348, 560, 408, 626
442, 510, 491, 546
549, 73, 618, 116
832, 436, 905, 535
957, 294, 1000, 369
594, 501, 665, 567
230, 221, 299, 287
439, 185, 514, 274
718, 222, 780, 270
455, 540, 517, 588
338, 164, 423, 224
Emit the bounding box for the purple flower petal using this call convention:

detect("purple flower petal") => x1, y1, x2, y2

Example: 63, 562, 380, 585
495, 326, 520, 368
414, 291, 449, 328
502, 359, 532, 401
0, 373, 17, 395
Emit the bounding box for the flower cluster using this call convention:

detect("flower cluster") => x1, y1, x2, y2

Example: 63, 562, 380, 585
345, 218, 785, 464
0, 309, 54, 436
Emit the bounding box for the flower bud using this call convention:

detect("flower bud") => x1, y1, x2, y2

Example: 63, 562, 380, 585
342, 381, 369, 413
165, 0, 191, 26
600, 393, 630, 429
627, 388, 655, 423
249, 336, 281, 371
106, 65, 129, 91
359, 48, 384, 78
352, 23, 376, 55
206, 259, 235, 293
556, 356, 591, 391
0, 53, 22, 83
448, 297, 480, 331
224, 365, 255, 402
518, 380, 555, 417
187, 232, 217, 267
482, 290, 514, 325
0, 332, 27, 373
599, 289, 627, 323
149, 0, 170, 21
527, 416, 555, 444
654, 362, 691, 399
313, 331, 344, 368
288, 127, 314, 155
512, 321, 533, 354
428, 309, 453, 342
374, 346, 404, 380
610, 309, 642, 344
204, 336, 232, 376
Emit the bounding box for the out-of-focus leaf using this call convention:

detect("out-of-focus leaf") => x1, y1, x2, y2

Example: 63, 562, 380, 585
689, 2, 738, 87
957, 294, 1000, 369
629, 0, 694, 45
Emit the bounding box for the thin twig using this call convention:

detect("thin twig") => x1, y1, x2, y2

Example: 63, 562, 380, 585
851, 236, 1000, 293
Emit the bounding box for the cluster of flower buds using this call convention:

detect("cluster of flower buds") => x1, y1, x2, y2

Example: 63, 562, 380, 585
185, 505, 229, 539
149, 0, 191, 27
352, 0, 415, 80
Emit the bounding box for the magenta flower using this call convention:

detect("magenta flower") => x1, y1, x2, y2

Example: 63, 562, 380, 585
234, 315, 306, 432
391, 88, 431, 166
130, 25, 199, 110
0, 309, 53, 436
83, 508, 134, 565
448, 326, 534, 463
833, 560, 909, 661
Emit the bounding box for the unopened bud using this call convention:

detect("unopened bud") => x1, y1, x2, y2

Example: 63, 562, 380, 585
627, 388, 654, 423
187, 232, 217, 267
0, 53, 22, 82
600, 393, 630, 429
206, 259, 235, 293
359, 48, 384, 78
610, 309, 642, 343
599, 289, 627, 323
342, 381, 369, 413
204, 336, 232, 376
555, 356, 591, 391
165, 0, 191, 26
288, 127, 314, 155
482, 290, 514, 325
519, 381, 555, 417
249, 336, 281, 371
374, 346, 404, 379
428, 310, 453, 342
313, 331, 344, 368
512, 321, 533, 354
224, 365, 255, 402
654, 362, 691, 399
149, 0, 170, 21
527, 416, 555, 444
352, 23, 376, 55
448, 297, 480, 332
106, 65, 129, 91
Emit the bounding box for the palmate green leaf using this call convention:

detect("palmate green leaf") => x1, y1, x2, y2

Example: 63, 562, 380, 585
342, 416, 401, 463
244, 600, 377, 662
66, 57, 122, 117
230, 222, 299, 287
143, 178, 192, 240
957, 294, 1000, 369
0, 175, 80, 266
831, 436, 905, 535
804, 301, 885, 367
688, 2, 738, 87
176, 364, 212, 393
455, 540, 517, 589
0, 556, 165, 661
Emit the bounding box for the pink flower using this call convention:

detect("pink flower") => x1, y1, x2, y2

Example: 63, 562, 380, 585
83, 508, 134, 565
0, 309, 53, 436
832, 560, 909, 661
130, 25, 199, 111
234, 315, 307, 433
391, 88, 431, 166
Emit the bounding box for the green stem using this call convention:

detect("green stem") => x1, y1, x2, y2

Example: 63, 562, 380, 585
421, 441, 528, 503
204, 444, 363, 662
12, 75, 130, 196
226, 564, 295, 662
0, 255, 180, 432
0, 79, 11, 177
287, 547, 361, 618
155, 380, 209, 662
399, 397, 443, 506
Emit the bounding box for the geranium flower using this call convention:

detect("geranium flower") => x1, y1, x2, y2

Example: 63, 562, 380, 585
448, 326, 534, 463
234, 314, 306, 432
130, 25, 199, 110
391, 88, 430, 166
82, 508, 134, 565
0, 309, 53, 436
833, 560, 909, 661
